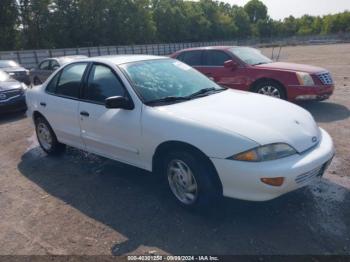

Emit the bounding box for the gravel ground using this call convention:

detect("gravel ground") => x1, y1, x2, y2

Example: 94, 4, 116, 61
0, 44, 349, 255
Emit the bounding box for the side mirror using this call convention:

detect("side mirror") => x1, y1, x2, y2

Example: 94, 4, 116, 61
105, 96, 134, 110
224, 60, 238, 69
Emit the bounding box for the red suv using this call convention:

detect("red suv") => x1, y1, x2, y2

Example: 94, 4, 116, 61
171, 46, 334, 102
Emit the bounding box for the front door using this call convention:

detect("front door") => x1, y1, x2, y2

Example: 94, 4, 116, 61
78, 63, 142, 167
200, 50, 248, 91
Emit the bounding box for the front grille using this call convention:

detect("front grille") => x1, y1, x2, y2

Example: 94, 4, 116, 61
317, 72, 333, 85
295, 166, 323, 185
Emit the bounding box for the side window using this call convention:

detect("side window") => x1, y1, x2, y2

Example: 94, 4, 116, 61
55, 63, 88, 99
84, 64, 125, 104
39, 60, 50, 70
51, 60, 60, 71
177, 51, 203, 66
204, 51, 232, 66
46, 72, 60, 93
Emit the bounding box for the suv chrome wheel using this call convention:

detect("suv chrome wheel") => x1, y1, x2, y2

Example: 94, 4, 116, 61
167, 159, 198, 205
257, 85, 281, 98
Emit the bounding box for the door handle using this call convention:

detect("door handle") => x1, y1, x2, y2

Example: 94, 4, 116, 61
80, 111, 90, 117
40, 102, 46, 107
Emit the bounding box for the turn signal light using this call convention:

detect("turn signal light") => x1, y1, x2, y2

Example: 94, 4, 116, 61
260, 177, 285, 187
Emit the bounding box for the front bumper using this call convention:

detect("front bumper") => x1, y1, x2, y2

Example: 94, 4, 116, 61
0, 95, 27, 114
288, 85, 334, 102
211, 128, 335, 201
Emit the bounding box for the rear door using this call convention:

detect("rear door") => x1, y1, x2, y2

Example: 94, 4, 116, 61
41, 62, 89, 149
78, 63, 143, 167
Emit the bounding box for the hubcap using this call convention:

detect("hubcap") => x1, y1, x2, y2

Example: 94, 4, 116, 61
167, 159, 198, 205
37, 122, 53, 151
258, 86, 281, 98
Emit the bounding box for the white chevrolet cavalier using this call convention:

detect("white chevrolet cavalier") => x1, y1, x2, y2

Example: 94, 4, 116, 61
26, 55, 335, 209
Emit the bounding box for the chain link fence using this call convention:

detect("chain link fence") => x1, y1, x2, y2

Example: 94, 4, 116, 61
1, 33, 349, 69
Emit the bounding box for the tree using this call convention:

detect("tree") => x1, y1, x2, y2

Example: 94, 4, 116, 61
0, 0, 19, 50
244, 0, 267, 23
231, 6, 251, 38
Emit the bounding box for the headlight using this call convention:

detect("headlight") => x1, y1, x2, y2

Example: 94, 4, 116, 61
21, 83, 28, 91
231, 143, 297, 162
296, 72, 315, 86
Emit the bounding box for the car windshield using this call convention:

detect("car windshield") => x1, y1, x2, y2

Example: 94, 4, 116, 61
120, 59, 224, 104
0, 60, 20, 68
230, 47, 272, 65
0, 70, 10, 82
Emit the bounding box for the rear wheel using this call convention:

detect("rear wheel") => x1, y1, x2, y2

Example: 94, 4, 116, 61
254, 81, 286, 100
163, 150, 221, 210
35, 117, 65, 155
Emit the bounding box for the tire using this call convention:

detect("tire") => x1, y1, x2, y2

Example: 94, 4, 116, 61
35, 116, 65, 155
162, 150, 221, 210
33, 77, 42, 86
253, 80, 287, 100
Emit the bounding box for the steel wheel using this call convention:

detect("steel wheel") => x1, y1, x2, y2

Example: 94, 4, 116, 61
167, 159, 198, 205
257, 85, 281, 98
37, 122, 53, 151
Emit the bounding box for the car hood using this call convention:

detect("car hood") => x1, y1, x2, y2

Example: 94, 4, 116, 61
0, 80, 22, 91
255, 62, 327, 74
156, 90, 320, 153
1, 67, 27, 73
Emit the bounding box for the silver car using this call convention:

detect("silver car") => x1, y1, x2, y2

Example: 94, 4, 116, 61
30, 55, 87, 85
0, 60, 30, 85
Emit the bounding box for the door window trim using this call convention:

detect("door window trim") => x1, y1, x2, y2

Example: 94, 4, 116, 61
177, 50, 204, 67
44, 61, 90, 101
80, 62, 134, 107
202, 50, 233, 68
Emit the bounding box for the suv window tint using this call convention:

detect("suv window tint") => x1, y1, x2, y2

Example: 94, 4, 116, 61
39, 60, 50, 70
204, 50, 231, 66
177, 51, 202, 66
46, 72, 60, 93
84, 64, 125, 104
55, 63, 88, 98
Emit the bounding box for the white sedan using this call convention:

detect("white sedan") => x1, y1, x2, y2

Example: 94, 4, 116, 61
26, 55, 335, 209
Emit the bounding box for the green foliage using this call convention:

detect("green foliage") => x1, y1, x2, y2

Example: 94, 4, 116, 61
0, 0, 349, 51
0, 0, 19, 50
244, 0, 268, 23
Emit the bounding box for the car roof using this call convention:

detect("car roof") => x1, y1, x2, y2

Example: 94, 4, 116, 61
176, 46, 238, 53
79, 55, 168, 65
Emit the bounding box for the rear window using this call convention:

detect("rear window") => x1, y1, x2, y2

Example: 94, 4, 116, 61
177, 51, 203, 66
54, 63, 88, 99
204, 50, 232, 66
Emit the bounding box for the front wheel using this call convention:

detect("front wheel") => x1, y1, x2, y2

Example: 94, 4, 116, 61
163, 151, 221, 210
254, 81, 286, 100
35, 117, 65, 155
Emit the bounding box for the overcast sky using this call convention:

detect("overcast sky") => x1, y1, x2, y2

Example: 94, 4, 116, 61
221, 0, 350, 20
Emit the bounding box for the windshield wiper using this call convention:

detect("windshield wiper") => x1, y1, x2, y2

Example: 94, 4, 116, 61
145, 96, 190, 105
187, 87, 225, 99
252, 62, 268, 65
145, 87, 226, 105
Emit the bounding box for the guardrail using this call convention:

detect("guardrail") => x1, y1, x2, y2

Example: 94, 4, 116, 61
0, 41, 238, 69
1, 33, 349, 69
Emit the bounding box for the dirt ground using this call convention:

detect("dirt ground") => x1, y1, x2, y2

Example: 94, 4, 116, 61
0, 44, 349, 256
